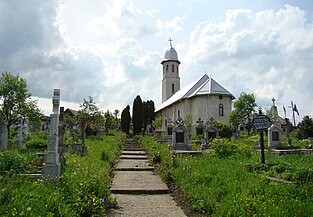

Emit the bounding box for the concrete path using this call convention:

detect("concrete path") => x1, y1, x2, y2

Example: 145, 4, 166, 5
108, 139, 186, 217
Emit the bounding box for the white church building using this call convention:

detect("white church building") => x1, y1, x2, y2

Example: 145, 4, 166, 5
155, 40, 234, 133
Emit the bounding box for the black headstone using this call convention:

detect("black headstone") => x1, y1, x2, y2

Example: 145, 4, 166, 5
196, 128, 203, 135
207, 131, 216, 140
167, 127, 173, 135
272, 132, 279, 141
176, 132, 184, 143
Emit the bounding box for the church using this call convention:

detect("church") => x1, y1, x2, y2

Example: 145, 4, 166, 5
155, 40, 234, 133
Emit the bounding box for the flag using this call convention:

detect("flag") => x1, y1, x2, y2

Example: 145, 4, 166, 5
293, 104, 299, 115
283, 105, 286, 118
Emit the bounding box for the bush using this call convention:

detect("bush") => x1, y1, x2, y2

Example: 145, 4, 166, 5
211, 139, 236, 158
25, 131, 47, 149
0, 150, 28, 174
216, 122, 233, 140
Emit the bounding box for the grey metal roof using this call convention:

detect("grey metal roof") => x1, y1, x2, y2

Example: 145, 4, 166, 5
162, 47, 178, 62
156, 74, 233, 112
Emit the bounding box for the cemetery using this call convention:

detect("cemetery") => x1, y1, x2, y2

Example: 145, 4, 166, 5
1, 72, 313, 216
1, 45, 313, 216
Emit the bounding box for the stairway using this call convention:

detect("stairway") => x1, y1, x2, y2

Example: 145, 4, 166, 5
108, 139, 186, 216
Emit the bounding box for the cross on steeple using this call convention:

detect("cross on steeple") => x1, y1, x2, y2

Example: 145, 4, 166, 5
168, 38, 173, 47
272, 98, 276, 106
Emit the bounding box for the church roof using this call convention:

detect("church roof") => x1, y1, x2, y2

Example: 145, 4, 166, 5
156, 74, 233, 112
163, 46, 178, 61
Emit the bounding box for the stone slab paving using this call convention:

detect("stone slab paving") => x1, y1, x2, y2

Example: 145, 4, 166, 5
116, 159, 154, 171
108, 194, 187, 217
109, 139, 186, 216
111, 171, 169, 194
121, 151, 146, 155
120, 155, 148, 160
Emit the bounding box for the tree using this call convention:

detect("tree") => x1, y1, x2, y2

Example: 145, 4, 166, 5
104, 110, 114, 134
296, 116, 313, 140
121, 105, 131, 134
0, 72, 42, 148
132, 95, 143, 135
230, 92, 257, 133
77, 96, 103, 141
142, 100, 155, 132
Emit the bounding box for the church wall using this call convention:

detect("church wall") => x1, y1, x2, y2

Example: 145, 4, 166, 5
156, 95, 232, 133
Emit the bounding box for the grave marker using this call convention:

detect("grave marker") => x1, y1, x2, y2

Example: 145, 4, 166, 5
42, 89, 61, 178
252, 109, 271, 164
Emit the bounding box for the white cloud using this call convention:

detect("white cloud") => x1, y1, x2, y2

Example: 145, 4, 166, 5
156, 15, 186, 35
185, 5, 313, 120
1, 1, 313, 121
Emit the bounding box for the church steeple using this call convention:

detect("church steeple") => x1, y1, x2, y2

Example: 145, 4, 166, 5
161, 38, 180, 102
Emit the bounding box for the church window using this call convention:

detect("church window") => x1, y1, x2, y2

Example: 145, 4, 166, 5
172, 64, 174, 72
178, 110, 180, 118
219, 104, 224, 116
219, 95, 223, 99
172, 83, 175, 94
166, 65, 169, 72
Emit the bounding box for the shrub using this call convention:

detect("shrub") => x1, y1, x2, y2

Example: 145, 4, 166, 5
0, 150, 28, 174
25, 131, 47, 149
216, 122, 233, 140
211, 138, 236, 158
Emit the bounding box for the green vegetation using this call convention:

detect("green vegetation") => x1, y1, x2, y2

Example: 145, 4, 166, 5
132, 95, 143, 135
139, 135, 313, 216
121, 105, 131, 135
296, 115, 313, 140
0, 131, 124, 216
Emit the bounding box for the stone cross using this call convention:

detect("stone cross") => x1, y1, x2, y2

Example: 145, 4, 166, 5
272, 98, 276, 106
43, 89, 61, 178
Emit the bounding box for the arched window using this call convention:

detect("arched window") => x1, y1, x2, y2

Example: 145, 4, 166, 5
166, 65, 169, 72
219, 104, 224, 116
172, 64, 174, 72
172, 83, 175, 94
178, 110, 180, 118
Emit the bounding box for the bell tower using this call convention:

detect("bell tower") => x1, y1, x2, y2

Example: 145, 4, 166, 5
161, 38, 180, 103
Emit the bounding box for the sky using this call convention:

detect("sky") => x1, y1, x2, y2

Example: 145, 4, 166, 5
0, 0, 313, 123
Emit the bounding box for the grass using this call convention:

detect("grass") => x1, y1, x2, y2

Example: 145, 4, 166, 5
139, 135, 313, 216
0, 130, 124, 217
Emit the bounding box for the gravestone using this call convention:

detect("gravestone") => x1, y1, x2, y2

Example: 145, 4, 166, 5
42, 89, 61, 178
268, 98, 282, 148
200, 137, 209, 151
14, 117, 24, 149
146, 124, 154, 136
170, 117, 190, 150
195, 118, 205, 136
166, 119, 174, 140
0, 120, 8, 149
58, 107, 66, 173
205, 117, 219, 142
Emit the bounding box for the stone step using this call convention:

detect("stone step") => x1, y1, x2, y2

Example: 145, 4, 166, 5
116, 167, 154, 171
123, 147, 145, 151
121, 151, 146, 155
108, 194, 187, 217
120, 155, 148, 160
110, 171, 169, 195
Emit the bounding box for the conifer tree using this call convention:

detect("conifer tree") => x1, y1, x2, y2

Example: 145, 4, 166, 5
132, 95, 143, 135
